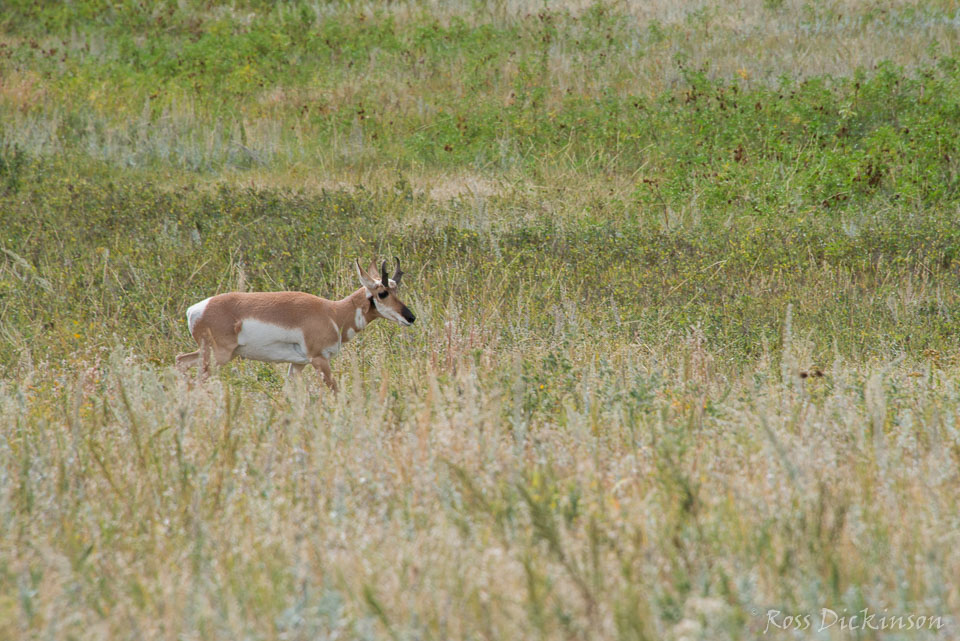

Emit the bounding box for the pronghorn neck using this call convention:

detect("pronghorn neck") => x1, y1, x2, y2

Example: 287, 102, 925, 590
330, 287, 378, 340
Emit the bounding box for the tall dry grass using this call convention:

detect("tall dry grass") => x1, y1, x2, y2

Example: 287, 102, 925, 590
2, 327, 958, 639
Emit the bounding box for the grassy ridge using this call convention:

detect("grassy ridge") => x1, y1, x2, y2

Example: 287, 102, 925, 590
2, 1, 960, 639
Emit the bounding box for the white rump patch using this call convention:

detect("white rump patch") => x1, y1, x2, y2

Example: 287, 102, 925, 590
234, 319, 310, 364
186, 297, 211, 333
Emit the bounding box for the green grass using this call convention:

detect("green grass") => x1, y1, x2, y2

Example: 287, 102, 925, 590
1, 1, 960, 639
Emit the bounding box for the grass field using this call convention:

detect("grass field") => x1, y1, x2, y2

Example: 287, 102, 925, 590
2, 1, 960, 639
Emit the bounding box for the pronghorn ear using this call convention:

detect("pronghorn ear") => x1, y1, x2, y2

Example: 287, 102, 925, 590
365, 260, 380, 283
356, 259, 378, 292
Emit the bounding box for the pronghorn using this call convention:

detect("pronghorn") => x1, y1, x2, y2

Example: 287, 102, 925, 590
175, 258, 415, 391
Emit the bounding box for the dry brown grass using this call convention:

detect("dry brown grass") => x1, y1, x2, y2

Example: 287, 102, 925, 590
2, 335, 958, 639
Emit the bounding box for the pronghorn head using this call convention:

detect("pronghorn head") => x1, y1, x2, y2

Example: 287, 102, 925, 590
355, 257, 416, 327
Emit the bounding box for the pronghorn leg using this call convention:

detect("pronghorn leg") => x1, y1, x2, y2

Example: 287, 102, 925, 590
176, 350, 201, 371
193, 331, 237, 380
212, 344, 236, 366
196, 339, 215, 380
312, 357, 338, 393
287, 363, 306, 378
193, 347, 235, 380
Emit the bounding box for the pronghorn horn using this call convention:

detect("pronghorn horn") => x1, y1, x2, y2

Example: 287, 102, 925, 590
380, 260, 389, 286
392, 257, 403, 285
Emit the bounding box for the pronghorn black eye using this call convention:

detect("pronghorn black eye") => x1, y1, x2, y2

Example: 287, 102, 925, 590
378, 290, 388, 299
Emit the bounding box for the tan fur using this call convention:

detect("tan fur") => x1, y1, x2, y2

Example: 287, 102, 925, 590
193, 289, 373, 353
176, 266, 415, 391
